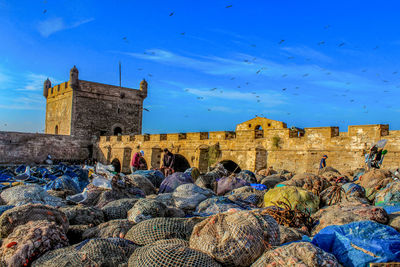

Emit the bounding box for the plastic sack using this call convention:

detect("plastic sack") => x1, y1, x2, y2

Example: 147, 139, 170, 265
134, 170, 165, 188
44, 175, 81, 194
96, 162, 115, 178
217, 176, 250, 195
91, 174, 112, 189
312, 221, 400, 267
159, 172, 193, 194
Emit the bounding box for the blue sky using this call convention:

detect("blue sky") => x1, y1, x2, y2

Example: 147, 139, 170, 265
1, 0, 400, 134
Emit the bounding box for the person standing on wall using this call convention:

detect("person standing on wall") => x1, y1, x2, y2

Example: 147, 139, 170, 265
319, 155, 328, 174
161, 148, 175, 177
130, 149, 144, 173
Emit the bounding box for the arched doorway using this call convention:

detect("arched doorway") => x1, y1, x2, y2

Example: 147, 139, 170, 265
113, 127, 122, 136
174, 154, 191, 172
219, 160, 241, 174
111, 158, 121, 173
55, 125, 59, 135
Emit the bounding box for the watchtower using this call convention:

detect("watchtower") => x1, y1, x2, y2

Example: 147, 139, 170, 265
43, 66, 147, 138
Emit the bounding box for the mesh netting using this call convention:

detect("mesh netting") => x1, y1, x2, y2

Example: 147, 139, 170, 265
216, 176, 250, 196
133, 170, 165, 188
278, 225, 306, 244
0, 204, 68, 238
147, 193, 175, 206
82, 219, 134, 239
389, 212, 400, 232
125, 217, 204, 245
111, 175, 146, 199
189, 210, 279, 266
47, 189, 76, 199
195, 196, 245, 216
173, 183, 215, 211
375, 182, 400, 206
251, 242, 340, 267
125, 174, 156, 196
159, 172, 194, 194
357, 169, 392, 188
0, 184, 65, 207
228, 186, 266, 207
259, 174, 286, 188
281, 173, 331, 196
0, 220, 68, 267
32, 238, 138, 267
60, 205, 104, 226
67, 224, 92, 245
127, 198, 167, 224
128, 238, 221, 267
236, 170, 257, 183
101, 198, 140, 220
311, 202, 389, 235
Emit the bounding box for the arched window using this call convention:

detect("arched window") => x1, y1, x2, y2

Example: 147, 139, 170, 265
113, 127, 122, 136
255, 125, 264, 138
55, 125, 59, 134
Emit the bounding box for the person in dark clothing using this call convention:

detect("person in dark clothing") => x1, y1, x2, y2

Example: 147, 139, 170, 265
319, 155, 328, 170
162, 148, 175, 176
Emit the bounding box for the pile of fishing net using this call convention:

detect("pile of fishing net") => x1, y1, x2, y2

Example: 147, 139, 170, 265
184, 167, 201, 182
125, 217, 204, 245
319, 183, 369, 206
311, 202, 389, 234
67, 225, 91, 244
0, 220, 69, 266
159, 172, 194, 193
82, 219, 134, 239
216, 176, 250, 195
32, 238, 138, 267
261, 203, 314, 233
0, 204, 68, 238
125, 174, 156, 195
133, 170, 165, 188
60, 205, 104, 226
279, 173, 331, 196
227, 186, 266, 206
264, 185, 320, 213
44, 175, 81, 195
278, 225, 308, 244
357, 169, 392, 189
389, 212, 400, 232
236, 170, 257, 183
1, 184, 65, 207
251, 242, 340, 267
127, 198, 168, 223
195, 163, 228, 192
195, 196, 245, 216
319, 166, 349, 183
189, 210, 280, 266
259, 174, 286, 188
172, 183, 215, 211
375, 181, 400, 207
101, 198, 140, 220
128, 239, 221, 267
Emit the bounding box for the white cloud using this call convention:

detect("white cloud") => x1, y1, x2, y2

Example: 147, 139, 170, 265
16, 73, 61, 91
37, 17, 94, 37
185, 87, 287, 107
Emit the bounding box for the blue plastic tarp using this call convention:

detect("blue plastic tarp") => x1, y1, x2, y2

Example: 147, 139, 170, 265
312, 221, 400, 267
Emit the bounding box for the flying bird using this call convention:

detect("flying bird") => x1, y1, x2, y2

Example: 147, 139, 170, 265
282, 74, 287, 77
373, 45, 379, 50
303, 73, 309, 77
230, 77, 235, 80
287, 56, 294, 59
324, 25, 331, 29
148, 74, 153, 77
279, 40, 285, 45
184, 89, 189, 92
143, 108, 150, 112
318, 41, 325, 45
282, 88, 287, 91
393, 71, 398, 75
326, 72, 331, 75
207, 109, 211, 111
210, 88, 217, 91
137, 68, 143, 71
197, 97, 204, 100
362, 69, 367, 72
169, 12, 174, 16
256, 70, 261, 74
257, 100, 261, 103
338, 42, 345, 47
226, 5, 233, 8
43, 9, 47, 14
180, 32, 185, 35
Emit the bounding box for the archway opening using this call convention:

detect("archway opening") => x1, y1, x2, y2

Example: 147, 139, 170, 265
255, 125, 264, 138
55, 125, 59, 135
219, 160, 241, 174
174, 154, 191, 172
111, 158, 121, 173
113, 127, 122, 136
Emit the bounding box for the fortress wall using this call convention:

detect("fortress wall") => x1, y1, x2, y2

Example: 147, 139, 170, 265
97, 124, 400, 174
0, 131, 91, 164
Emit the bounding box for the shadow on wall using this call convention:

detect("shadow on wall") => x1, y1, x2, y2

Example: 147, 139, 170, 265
219, 160, 241, 173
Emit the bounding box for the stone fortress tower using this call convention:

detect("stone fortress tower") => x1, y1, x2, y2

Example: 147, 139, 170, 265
43, 66, 147, 138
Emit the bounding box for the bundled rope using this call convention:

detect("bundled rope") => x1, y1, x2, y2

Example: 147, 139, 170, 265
261, 197, 314, 232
